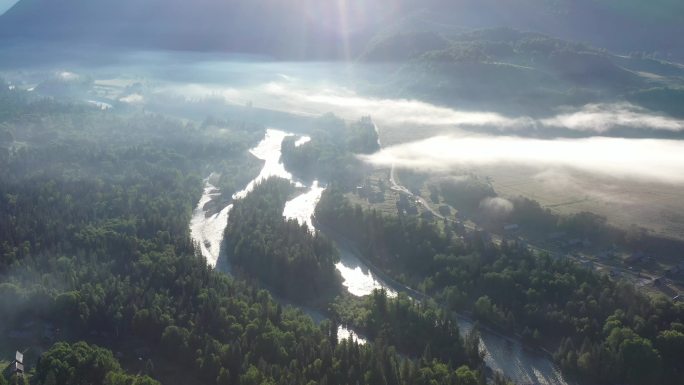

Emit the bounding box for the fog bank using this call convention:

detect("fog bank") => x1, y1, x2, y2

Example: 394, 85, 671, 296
361, 135, 684, 184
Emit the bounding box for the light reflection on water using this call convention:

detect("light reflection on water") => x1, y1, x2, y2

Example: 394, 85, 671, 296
189, 178, 232, 267
457, 318, 569, 385
190, 128, 301, 267
334, 249, 397, 298
234, 128, 301, 200
282, 179, 325, 232
337, 325, 367, 345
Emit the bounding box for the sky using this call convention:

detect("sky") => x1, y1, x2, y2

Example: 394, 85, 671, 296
0, 0, 18, 15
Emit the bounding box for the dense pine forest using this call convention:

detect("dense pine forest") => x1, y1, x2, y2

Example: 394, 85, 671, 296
223, 177, 341, 302
2, 0, 684, 383
0, 83, 494, 385
3, 70, 683, 385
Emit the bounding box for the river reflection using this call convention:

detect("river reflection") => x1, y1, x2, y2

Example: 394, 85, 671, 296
189, 128, 298, 267
189, 178, 231, 267
283, 180, 325, 232
190, 128, 571, 385
282, 175, 396, 297
458, 318, 569, 385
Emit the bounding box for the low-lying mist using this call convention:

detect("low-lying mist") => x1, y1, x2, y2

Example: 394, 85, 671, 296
151, 77, 684, 136
361, 135, 684, 185
5, 51, 684, 194
5, 48, 684, 138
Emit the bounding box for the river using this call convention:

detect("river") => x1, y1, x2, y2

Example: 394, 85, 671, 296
189, 129, 296, 267
190, 128, 393, 298
190, 127, 571, 385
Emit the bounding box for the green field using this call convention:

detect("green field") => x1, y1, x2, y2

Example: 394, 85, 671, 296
476, 164, 684, 242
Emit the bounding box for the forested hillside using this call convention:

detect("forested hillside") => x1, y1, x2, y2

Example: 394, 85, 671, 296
0, 82, 492, 385
361, 28, 684, 116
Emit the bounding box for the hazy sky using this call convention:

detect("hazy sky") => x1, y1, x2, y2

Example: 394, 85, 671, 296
0, 0, 18, 15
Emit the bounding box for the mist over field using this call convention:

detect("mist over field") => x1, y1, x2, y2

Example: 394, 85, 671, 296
361, 135, 684, 184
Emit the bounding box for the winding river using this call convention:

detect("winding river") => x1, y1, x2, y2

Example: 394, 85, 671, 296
190, 127, 571, 385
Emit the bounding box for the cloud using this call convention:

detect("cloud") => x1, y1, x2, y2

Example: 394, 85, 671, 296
251, 82, 684, 133
146, 75, 684, 134
480, 197, 514, 217
360, 135, 684, 184
57, 71, 79, 81
541, 103, 684, 132
278, 87, 684, 133
262, 84, 532, 128
119, 93, 144, 104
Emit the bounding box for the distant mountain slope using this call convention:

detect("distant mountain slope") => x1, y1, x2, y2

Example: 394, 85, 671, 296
422, 0, 684, 60
358, 27, 684, 116
0, 0, 683, 60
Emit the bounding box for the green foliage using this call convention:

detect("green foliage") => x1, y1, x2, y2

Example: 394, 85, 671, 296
335, 290, 470, 365
439, 177, 495, 214
454, 365, 478, 385
346, 116, 381, 155
317, 188, 453, 279
33, 341, 136, 385
280, 114, 377, 186
0, 92, 486, 384
104, 372, 160, 385
6, 374, 27, 385
317, 189, 684, 385
224, 177, 340, 301
30, 341, 159, 385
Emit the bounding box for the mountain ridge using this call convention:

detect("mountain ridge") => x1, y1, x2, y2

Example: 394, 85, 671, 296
1, 0, 683, 60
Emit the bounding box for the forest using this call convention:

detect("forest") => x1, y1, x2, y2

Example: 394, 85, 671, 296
331, 290, 482, 368
280, 114, 378, 187
222, 177, 341, 302
0, 83, 491, 385
315, 188, 684, 385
